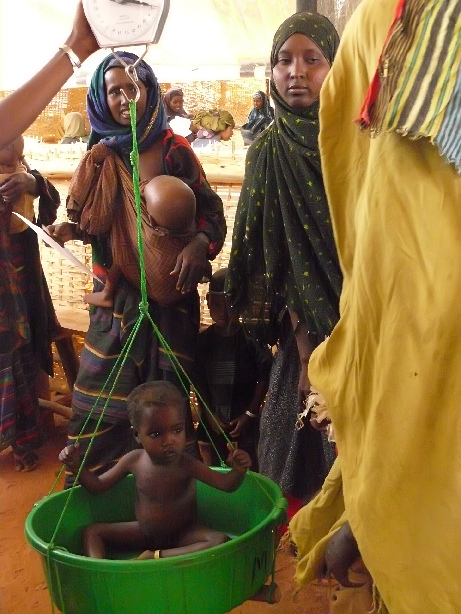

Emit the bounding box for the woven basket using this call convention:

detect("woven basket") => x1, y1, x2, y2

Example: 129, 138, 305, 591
39, 179, 94, 312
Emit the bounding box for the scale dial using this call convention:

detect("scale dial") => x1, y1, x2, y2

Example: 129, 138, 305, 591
83, 0, 169, 48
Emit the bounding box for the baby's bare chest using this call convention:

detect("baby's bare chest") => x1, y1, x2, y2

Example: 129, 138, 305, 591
134, 469, 197, 534
136, 470, 195, 505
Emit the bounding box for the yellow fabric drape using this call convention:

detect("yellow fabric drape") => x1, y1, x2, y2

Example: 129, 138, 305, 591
289, 458, 346, 584
302, 0, 461, 612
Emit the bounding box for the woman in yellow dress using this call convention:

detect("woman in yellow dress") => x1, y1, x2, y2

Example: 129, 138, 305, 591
290, 1, 461, 613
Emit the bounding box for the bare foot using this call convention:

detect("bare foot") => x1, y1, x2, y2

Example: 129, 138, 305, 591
84, 291, 114, 308
13, 451, 39, 472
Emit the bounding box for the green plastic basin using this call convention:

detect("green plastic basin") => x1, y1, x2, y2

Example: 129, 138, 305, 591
25, 470, 287, 614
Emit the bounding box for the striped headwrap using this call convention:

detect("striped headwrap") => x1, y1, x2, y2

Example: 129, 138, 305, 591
86, 51, 167, 157
358, 0, 461, 171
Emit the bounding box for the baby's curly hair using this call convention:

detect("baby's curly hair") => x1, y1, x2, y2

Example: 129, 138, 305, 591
127, 381, 186, 429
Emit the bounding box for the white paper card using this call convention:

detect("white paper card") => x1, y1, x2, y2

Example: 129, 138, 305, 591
12, 212, 103, 284
169, 116, 192, 138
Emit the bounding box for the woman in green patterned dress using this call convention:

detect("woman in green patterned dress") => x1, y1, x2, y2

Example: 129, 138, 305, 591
227, 12, 342, 502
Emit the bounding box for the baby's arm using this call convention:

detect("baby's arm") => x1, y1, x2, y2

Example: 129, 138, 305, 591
59, 444, 135, 494
190, 449, 251, 493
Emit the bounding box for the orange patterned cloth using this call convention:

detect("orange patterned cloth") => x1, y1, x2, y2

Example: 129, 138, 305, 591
67, 143, 187, 305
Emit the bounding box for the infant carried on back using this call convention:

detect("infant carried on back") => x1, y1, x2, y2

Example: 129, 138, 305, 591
67, 143, 204, 306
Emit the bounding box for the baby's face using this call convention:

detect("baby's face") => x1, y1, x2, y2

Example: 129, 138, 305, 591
0, 147, 13, 165
0, 137, 23, 167
137, 404, 186, 464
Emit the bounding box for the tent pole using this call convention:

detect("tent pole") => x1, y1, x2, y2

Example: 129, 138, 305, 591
296, 0, 317, 11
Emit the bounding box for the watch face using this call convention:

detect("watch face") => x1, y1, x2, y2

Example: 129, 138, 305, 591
85, 0, 161, 45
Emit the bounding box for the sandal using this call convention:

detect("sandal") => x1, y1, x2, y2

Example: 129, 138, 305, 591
13, 451, 40, 472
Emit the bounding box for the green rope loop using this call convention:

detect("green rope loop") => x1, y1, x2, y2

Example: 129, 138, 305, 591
138, 301, 149, 317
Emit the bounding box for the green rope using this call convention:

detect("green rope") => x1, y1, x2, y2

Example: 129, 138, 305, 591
129, 100, 149, 308
46, 312, 144, 496
144, 310, 229, 467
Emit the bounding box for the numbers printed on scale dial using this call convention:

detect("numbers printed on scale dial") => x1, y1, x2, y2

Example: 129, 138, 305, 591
83, 0, 169, 48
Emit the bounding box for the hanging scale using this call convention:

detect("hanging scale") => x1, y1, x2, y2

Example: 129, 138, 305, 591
82, 0, 170, 97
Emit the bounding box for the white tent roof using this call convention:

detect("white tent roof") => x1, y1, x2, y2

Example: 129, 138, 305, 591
0, 0, 296, 89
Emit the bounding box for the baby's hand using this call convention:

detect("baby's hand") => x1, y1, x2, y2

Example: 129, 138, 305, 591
44, 222, 75, 246
59, 444, 82, 474
229, 448, 252, 473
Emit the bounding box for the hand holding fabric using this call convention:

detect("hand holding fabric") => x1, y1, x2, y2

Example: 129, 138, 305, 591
0, 172, 36, 207
44, 222, 77, 246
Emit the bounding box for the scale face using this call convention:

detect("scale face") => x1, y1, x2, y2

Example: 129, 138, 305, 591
83, 0, 170, 48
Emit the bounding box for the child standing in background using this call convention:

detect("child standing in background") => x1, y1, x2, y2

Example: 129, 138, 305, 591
0, 135, 61, 472
195, 268, 272, 469
0, 135, 36, 234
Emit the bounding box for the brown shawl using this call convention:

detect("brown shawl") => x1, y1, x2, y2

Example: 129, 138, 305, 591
67, 143, 189, 305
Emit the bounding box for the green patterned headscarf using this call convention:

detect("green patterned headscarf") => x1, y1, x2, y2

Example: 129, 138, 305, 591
226, 12, 342, 340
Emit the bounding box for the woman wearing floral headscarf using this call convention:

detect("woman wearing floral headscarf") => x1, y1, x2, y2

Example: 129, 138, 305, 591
240, 90, 274, 146
227, 13, 342, 503
47, 52, 225, 485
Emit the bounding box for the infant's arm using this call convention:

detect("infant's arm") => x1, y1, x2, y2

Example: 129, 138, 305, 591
59, 445, 137, 494
189, 449, 251, 493
324, 521, 362, 587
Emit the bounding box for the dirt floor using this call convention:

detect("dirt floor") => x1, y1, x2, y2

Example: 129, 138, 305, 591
0, 414, 330, 614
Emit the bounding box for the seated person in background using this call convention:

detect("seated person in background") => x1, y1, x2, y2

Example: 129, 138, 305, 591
0, 135, 36, 234
60, 112, 89, 144
191, 110, 235, 150
240, 91, 274, 146
59, 380, 251, 560
195, 268, 272, 469
163, 88, 197, 144
84, 174, 207, 307
163, 88, 192, 121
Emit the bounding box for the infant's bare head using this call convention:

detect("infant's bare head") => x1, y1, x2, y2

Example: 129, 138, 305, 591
144, 175, 196, 233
